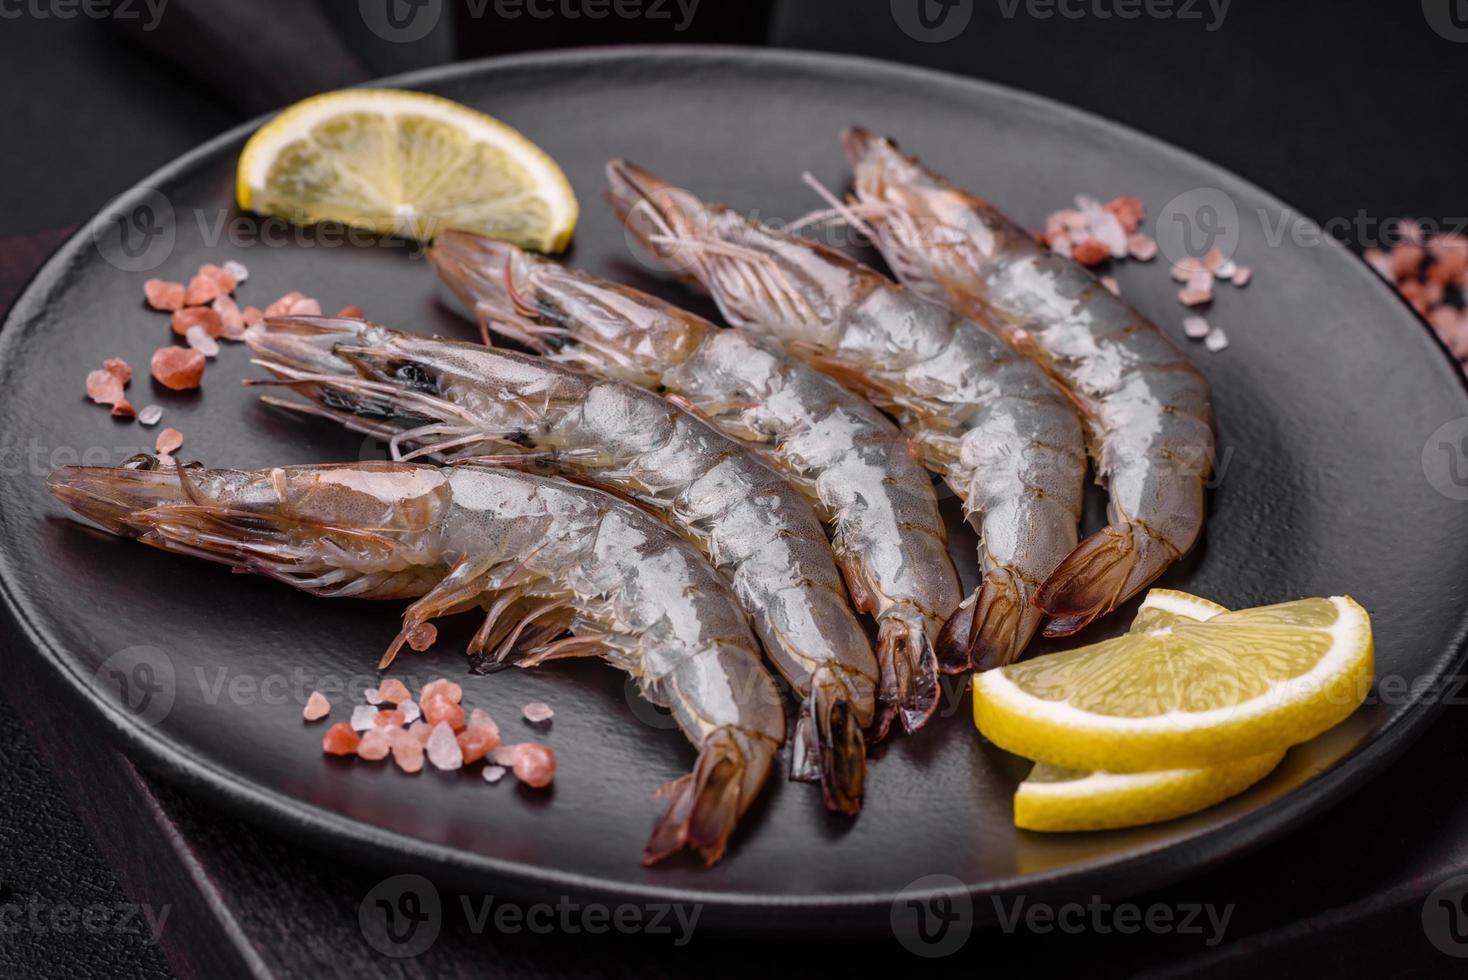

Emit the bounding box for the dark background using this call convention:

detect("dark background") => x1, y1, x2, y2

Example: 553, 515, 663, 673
1, 2, 1464, 977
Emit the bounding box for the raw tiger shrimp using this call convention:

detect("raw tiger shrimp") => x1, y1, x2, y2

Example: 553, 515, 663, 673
47, 458, 784, 866
428, 231, 961, 736
244, 317, 876, 814
605, 160, 1087, 672
839, 127, 1215, 634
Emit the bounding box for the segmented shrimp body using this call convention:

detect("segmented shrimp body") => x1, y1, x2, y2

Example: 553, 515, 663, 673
246, 317, 875, 813
47, 459, 783, 865
605, 161, 1086, 672
841, 128, 1215, 635
428, 232, 961, 736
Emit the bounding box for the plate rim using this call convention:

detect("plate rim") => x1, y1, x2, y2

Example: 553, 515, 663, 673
4, 43, 1466, 927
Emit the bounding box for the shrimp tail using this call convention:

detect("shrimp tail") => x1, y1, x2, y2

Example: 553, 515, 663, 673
642, 727, 750, 867
873, 612, 941, 737
1036, 523, 1177, 636
790, 667, 865, 816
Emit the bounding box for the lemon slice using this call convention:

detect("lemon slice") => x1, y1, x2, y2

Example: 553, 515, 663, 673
975, 595, 1373, 772
1013, 591, 1283, 831
237, 89, 577, 251
1014, 751, 1284, 832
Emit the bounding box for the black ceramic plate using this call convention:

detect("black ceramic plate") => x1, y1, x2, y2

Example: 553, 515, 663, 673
3, 47, 1465, 931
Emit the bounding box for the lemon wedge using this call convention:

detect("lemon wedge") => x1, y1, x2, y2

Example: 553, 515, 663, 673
1012, 591, 1283, 832
1013, 750, 1285, 832
237, 89, 577, 251
975, 594, 1373, 772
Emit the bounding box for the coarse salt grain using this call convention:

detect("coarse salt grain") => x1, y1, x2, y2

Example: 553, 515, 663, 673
185, 325, 220, 358
482, 765, 507, 784
103, 358, 132, 384
421, 678, 462, 704
357, 729, 392, 761
303, 690, 330, 721
86, 369, 124, 406
392, 738, 425, 774
322, 723, 359, 756
1178, 287, 1213, 307
1126, 234, 1157, 262
511, 743, 556, 788
377, 678, 412, 703
399, 699, 422, 725
364, 687, 382, 705
1099, 275, 1120, 297
155, 427, 183, 456
144, 279, 185, 312
1183, 316, 1211, 339
222, 260, 248, 283
151, 347, 206, 390
1204, 329, 1229, 352
426, 721, 464, 770
406, 622, 437, 652
138, 405, 163, 426
1231, 266, 1252, 287
350, 704, 379, 732
522, 702, 553, 724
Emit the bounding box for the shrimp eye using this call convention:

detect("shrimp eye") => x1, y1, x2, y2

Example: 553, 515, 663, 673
122, 453, 160, 471
394, 362, 436, 391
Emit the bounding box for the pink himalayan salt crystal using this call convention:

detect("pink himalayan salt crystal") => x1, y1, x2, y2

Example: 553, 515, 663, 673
1171, 257, 1205, 282
363, 687, 382, 706
103, 358, 132, 384
1089, 209, 1129, 259
1183, 316, 1211, 339
213, 295, 246, 340
426, 721, 464, 770
1099, 275, 1120, 297
377, 678, 412, 704
151, 347, 205, 391
421, 678, 462, 704
222, 259, 249, 283
408, 720, 432, 744
185, 325, 220, 358
322, 722, 359, 756
1070, 238, 1109, 267
406, 623, 437, 652
302, 690, 331, 722
391, 738, 424, 774
1178, 287, 1213, 307
288, 296, 322, 316
468, 707, 496, 730
511, 743, 556, 788
1048, 233, 1072, 258
198, 262, 237, 295
1202, 247, 1227, 274
457, 724, 500, 764
1103, 195, 1145, 233
1231, 266, 1252, 287
374, 709, 406, 729
1126, 233, 1157, 262
422, 693, 464, 732
399, 699, 421, 725
184, 272, 223, 307
489, 744, 522, 767
1204, 329, 1230, 352
154, 426, 183, 456
350, 704, 379, 732
522, 702, 553, 724
86, 369, 124, 406
357, 729, 392, 761
111, 400, 136, 419
143, 278, 185, 311
137, 404, 163, 426
482, 765, 507, 784
264, 291, 305, 318
241, 305, 265, 328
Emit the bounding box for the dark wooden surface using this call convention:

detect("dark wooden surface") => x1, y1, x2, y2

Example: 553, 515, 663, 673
4, 3, 1468, 976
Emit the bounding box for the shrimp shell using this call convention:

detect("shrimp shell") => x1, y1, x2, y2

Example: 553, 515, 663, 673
47, 458, 783, 866
428, 232, 962, 737
245, 317, 876, 813
604, 160, 1088, 672
840, 127, 1215, 635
